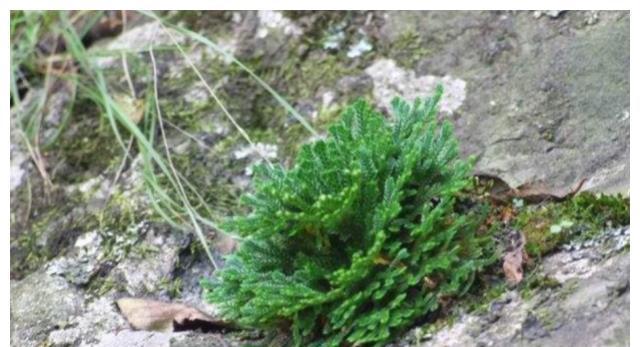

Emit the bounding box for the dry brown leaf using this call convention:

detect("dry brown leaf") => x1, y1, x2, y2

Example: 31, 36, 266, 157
503, 251, 524, 285
502, 231, 529, 285
116, 297, 234, 333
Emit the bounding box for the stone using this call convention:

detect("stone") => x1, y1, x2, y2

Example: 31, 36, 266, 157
336, 74, 374, 97
365, 59, 467, 115
111, 226, 190, 296
413, 233, 630, 347
47, 296, 128, 346
46, 231, 103, 285
11, 270, 84, 347
233, 11, 302, 67
378, 11, 629, 195
533, 11, 566, 19
91, 330, 173, 347
54, 329, 237, 347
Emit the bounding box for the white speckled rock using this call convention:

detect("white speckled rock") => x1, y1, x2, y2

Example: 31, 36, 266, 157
365, 59, 467, 115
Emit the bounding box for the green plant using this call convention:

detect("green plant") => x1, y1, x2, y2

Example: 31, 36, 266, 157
203, 87, 495, 346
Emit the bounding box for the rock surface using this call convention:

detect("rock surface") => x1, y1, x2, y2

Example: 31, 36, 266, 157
11, 270, 84, 347
10, 10, 629, 347
401, 228, 630, 347
377, 11, 629, 195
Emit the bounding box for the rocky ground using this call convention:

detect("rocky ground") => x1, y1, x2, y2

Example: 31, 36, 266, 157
10, 10, 629, 347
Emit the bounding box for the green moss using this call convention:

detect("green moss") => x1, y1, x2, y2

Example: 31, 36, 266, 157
87, 275, 126, 297
267, 53, 357, 101
234, 49, 361, 131
516, 207, 569, 258
557, 278, 579, 301
463, 281, 508, 314
385, 31, 431, 69
520, 269, 562, 300
514, 192, 629, 258
154, 137, 245, 222
11, 187, 81, 278
157, 56, 230, 131
46, 97, 124, 184
535, 307, 556, 330
14, 216, 53, 276
165, 10, 235, 33
151, 49, 362, 221
159, 277, 183, 298
92, 193, 149, 263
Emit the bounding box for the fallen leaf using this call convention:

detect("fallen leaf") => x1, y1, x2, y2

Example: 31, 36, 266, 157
500, 206, 515, 224
502, 230, 529, 285
116, 297, 235, 333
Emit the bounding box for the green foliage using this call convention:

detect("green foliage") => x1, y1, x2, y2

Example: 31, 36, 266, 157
515, 192, 630, 258
203, 87, 495, 346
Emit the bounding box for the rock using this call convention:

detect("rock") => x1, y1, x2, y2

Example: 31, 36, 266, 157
111, 226, 191, 296
9, 142, 28, 192
170, 332, 239, 347
47, 296, 128, 346
175, 256, 219, 314
10, 78, 75, 193
347, 38, 373, 58
413, 229, 630, 347
9, 95, 35, 194
86, 330, 236, 347
545, 226, 629, 283
93, 21, 184, 68
91, 330, 173, 347
234, 11, 302, 66
336, 74, 374, 97
378, 11, 629, 195
11, 270, 84, 347
47, 231, 104, 285
233, 142, 278, 175
255, 10, 303, 38
520, 313, 550, 340
533, 10, 566, 19
365, 59, 467, 115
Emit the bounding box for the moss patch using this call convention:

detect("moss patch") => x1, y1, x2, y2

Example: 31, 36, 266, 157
383, 30, 432, 69
45, 96, 124, 184
514, 192, 629, 258
11, 185, 84, 279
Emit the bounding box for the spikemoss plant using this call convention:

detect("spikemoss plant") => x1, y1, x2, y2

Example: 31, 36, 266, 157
203, 86, 495, 346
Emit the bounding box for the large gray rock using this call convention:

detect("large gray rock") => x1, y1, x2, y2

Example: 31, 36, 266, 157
397, 227, 630, 347
377, 11, 629, 195
47, 296, 128, 347
11, 270, 84, 347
